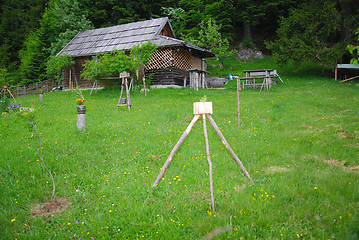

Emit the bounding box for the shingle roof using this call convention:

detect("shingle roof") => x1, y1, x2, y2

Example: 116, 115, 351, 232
57, 17, 214, 58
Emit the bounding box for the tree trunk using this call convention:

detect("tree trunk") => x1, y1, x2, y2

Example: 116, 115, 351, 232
243, 22, 252, 40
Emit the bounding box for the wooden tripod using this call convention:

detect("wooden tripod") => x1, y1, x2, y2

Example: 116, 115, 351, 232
90, 80, 99, 95
152, 102, 254, 213
116, 72, 133, 111
1, 86, 16, 102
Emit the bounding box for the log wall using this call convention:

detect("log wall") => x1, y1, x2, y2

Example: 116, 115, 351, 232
63, 56, 92, 89
146, 67, 189, 86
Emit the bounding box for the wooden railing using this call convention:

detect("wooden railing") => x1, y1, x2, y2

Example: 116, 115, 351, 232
6, 79, 58, 98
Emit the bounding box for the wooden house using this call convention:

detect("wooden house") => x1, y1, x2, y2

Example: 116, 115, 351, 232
57, 17, 214, 89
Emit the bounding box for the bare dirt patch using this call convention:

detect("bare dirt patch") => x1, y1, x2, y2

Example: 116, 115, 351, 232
30, 197, 70, 217
336, 127, 348, 139
323, 159, 359, 174
265, 166, 290, 174
299, 125, 324, 134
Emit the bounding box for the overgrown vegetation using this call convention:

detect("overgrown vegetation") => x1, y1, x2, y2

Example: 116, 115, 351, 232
347, 28, 359, 65
0, 67, 8, 86
46, 54, 75, 85
191, 18, 236, 66
1, 57, 358, 239
266, 1, 346, 68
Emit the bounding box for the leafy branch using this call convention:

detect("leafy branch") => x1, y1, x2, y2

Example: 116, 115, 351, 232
194, 18, 236, 66
347, 28, 359, 65
81, 42, 157, 84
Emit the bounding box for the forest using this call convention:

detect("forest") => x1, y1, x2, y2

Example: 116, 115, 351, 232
0, 0, 358, 85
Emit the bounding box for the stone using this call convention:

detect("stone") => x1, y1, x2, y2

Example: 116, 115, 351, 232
206, 77, 228, 88
237, 48, 264, 60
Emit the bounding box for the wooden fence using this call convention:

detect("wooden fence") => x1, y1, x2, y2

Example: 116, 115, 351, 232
6, 79, 57, 98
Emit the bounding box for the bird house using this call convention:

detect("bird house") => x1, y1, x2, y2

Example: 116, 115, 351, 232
193, 102, 213, 115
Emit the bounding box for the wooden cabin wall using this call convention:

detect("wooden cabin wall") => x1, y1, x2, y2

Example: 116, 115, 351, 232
160, 23, 175, 38
62, 56, 92, 89
146, 67, 189, 86
145, 47, 192, 86
192, 56, 203, 70
145, 47, 211, 86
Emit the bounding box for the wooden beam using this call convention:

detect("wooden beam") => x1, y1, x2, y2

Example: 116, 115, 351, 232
202, 115, 215, 213
340, 75, 359, 82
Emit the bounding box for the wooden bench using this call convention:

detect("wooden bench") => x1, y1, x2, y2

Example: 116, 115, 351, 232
240, 69, 272, 91
239, 69, 283, 91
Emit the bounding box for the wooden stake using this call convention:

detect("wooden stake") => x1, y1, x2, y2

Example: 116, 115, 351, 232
340, 75, 359, 82
69, 69, 72, 89
202, 115, 215, 213
1, 87, 16, 102
152, 114, 200, 187
125, 78, 131, 111
237, 79, 240, 126
335, 62, 337, 81
73, 67, 79, 87
206, 114, 254, 184
143, 76, 146, 96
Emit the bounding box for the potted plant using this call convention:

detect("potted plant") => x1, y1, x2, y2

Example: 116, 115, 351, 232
73, 87, 86, 131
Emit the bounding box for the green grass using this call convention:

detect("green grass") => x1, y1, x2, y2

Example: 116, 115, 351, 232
1, 57, 358, 239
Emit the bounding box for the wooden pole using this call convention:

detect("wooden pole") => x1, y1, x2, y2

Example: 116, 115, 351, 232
152, 114, 200, 187
125, 78, 131, 111
130, 78, 134, 91
117, 78, 125, 110
4, 87, 16, 102
73, 67, 79, 87
69, 69, 72, 89
266, 70, 271, 90
143, 76, 146, 96
190, 72, 193, 89
335, 62, 338, 81
237, 79, 240, 126
90, 80, 98, 95
206, 114, 254, 184
202, 115, 215, 213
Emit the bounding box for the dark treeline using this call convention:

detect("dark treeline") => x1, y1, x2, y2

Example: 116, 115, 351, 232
0, 0, 358, 85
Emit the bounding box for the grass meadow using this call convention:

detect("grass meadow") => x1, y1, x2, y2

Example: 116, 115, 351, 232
0, 56, 358, 239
